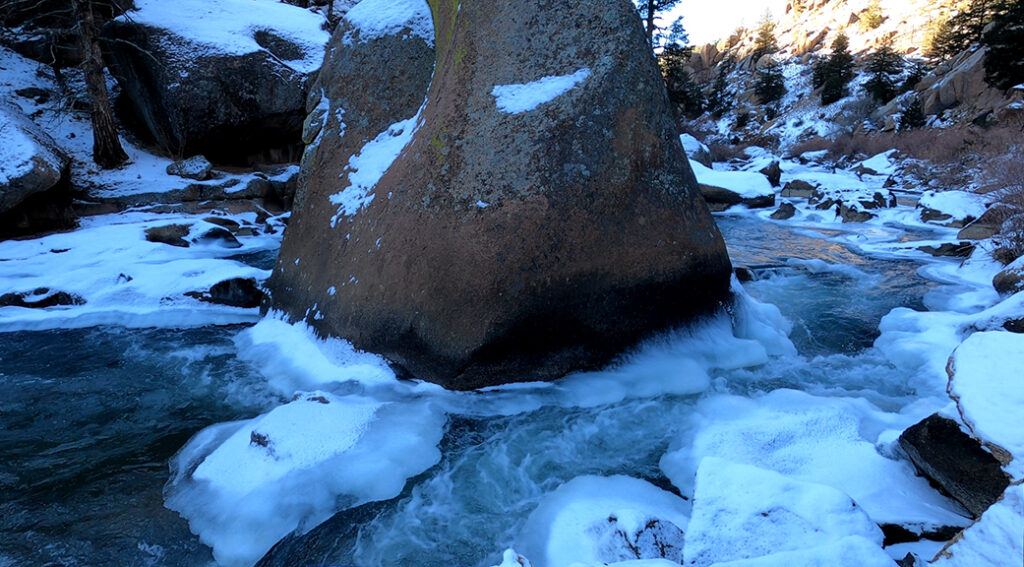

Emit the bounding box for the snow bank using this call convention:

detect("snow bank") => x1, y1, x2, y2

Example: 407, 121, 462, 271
330, 106, 423, 226
123, 0, 329, 73
515, 475, 690, 567
683, 457, 882, 566
933, 486, 1024, 566
492, 69, 591, 114
234, 314, 396, 395
680, 133, 710, 162
0, 212, 282, 332
660, 390, 970, 531
343, 0, 434, 46
857, 150, 898, 176
166, 392, 446, 566
949, 331, 1024, 478
689, 160, 774, 199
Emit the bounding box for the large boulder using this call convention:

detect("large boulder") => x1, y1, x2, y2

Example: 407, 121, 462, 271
268, 0, 732, 390
0, 102, 73, 238
102, 0, 329, 165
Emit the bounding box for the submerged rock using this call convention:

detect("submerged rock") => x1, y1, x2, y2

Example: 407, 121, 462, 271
0, 288, 85, 309
269, 0, 731, 390
898, 414, 1009, 518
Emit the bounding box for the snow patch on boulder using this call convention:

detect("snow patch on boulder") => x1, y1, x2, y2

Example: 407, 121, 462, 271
343, 0, 434, 46
492, 68, 592, 114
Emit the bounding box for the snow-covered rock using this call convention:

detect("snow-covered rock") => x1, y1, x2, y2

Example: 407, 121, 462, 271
0, 101, 69, 216
690, 160, 776, 211
919, 190, 988, 227
104, 0, 330, 162
683, 457, 883, 566
515, 475, 690, 567
703, 535, 895, 567
948, 331, 1024, 480
660, 390, 971, 533
166, 391, 446, 566
681, 133, 712, 166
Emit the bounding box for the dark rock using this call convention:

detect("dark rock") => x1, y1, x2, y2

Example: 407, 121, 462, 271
166, 156, 214, 181
881, 522, 963, 547
770, 202, 796, 220
202, 217, 242, 232
957, 205, 1012, 240
15, 87, 51, 104
268, 0, 733, 390
781, 179, 817, 198
0, 288, 85, 308
898, 413, 1010, 518
187, 277, 263, 308
699, 185, 776, 210
839, 204, 875, 223
884, 176, 898, 188
103, 5, 320, 164
193, 227, 243, 248
992, 265, 1024, 295
759, 160, 782, 187
144, 224, 190, 247
1004, 318, 1024, 333
896, 552, 918, 567
918, 242, 976, 258
734, 266, 756, 282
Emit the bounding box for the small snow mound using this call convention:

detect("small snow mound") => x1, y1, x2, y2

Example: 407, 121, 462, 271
492, 68, 591, 114
857, 150, 899, 176
343, 0, 434, 46
683, 457, 882, 566
933, 486, 1024, 566
919, 190, 988, 223
166, 394, 446, 566
515, 475, 690, 567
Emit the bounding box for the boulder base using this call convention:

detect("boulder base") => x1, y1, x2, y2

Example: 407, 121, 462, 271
269, 0, 731, 390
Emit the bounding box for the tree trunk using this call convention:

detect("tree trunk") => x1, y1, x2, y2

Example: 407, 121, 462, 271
73, 0, 128, 169
646, 0, 656, 46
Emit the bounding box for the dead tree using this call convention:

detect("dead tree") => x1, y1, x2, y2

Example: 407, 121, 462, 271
72, 0, 128, 168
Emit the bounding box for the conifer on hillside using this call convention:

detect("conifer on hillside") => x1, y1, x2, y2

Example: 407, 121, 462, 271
900, 97, 927, 130
659, 44, 705, 117
982, 0, 1024, 90
755, 62, 787, 104
864, 43, 904, 103
814, 33, 856, 105
751, 11, 779, 62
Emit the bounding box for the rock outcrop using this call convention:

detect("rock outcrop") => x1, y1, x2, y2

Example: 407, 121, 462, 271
102, 0, 329, 164
269, 0, 732, 390
0, 101, 73, 238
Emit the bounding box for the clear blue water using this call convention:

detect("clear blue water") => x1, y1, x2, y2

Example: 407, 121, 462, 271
0, 215, 941, 567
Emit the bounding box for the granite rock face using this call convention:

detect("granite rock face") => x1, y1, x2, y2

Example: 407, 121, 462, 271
268, 0, 732, 390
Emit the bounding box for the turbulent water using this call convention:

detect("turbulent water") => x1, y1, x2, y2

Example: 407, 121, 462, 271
0, 215, 944, 567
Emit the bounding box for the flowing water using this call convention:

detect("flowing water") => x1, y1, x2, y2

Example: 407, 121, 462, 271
0, 215, 944, 567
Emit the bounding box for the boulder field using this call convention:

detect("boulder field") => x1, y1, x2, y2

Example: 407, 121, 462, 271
268, 0, 732, 390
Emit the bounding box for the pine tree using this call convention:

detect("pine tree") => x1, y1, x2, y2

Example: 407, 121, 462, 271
926, 0, 1007, 60
816, 33, 856, 105
635, 0, 684, 48
73, 0, 129, 169
860, 0, 885, 31
982, 0, 1024, 90
900, 97, 927, 130
755, 62, 787, 104
705, 56, 736, 117
864, 43, 903, 103
751, 11, 779, 62
659, 45, 705, 117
